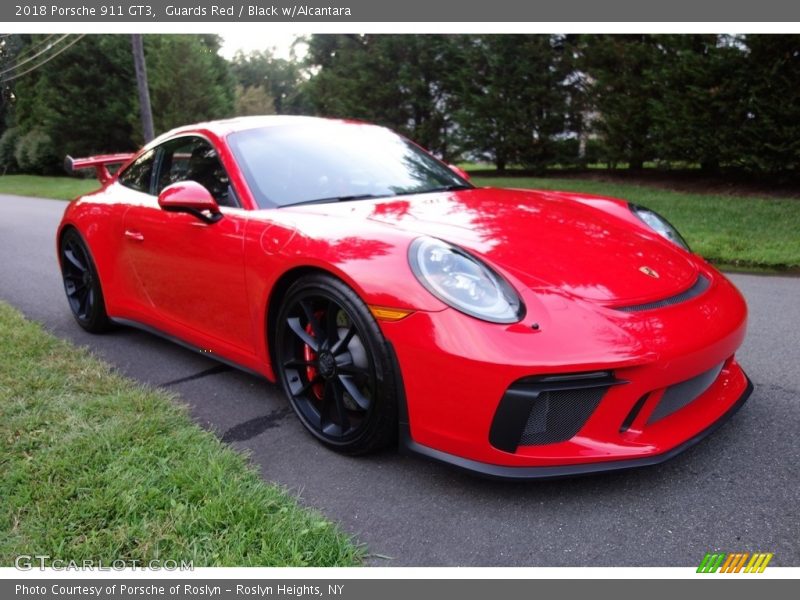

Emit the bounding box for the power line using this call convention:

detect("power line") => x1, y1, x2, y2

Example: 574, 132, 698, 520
7, 34, 58, 62
0, 34, 66, 75
1, 35, 85, 83
0, 34, 70, 77
2, 34, 57, 54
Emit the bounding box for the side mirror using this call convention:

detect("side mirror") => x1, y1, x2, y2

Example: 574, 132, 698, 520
448, 164, 471, 182
158, 181, 222, 224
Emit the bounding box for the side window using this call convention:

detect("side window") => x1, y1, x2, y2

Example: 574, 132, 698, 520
117, 149, 156, 194
154, 137, 237, 208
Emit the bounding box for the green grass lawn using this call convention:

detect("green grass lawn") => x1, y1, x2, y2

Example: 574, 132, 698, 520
473, 176, 800, 270
0, 175, 99, 201
0, 302, 362, 566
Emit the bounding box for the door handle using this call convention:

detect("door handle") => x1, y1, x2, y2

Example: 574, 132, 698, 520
124, 229, 144, 242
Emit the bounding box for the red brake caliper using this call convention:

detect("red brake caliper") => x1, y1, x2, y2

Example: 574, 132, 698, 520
303, 314, 326, 400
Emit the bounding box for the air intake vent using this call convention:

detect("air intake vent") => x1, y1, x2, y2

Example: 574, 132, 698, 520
648, 362, 724, 424
490, 372, 623, 452
519, 386, 607, 446
617, 274, 710, 312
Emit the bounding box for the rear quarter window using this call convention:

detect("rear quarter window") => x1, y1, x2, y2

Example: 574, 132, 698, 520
118, 149, 156, 194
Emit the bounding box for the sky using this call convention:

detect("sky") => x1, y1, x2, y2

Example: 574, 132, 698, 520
219, 31, 308, 60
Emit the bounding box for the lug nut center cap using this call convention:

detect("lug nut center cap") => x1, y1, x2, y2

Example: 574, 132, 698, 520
318, 352, 336, 378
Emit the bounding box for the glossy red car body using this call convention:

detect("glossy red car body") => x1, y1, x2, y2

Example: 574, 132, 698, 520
57, 116, 751, 478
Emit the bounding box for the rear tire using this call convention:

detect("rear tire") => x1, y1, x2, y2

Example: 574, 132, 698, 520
59, 228, 113, 333
274, 274, 398, 455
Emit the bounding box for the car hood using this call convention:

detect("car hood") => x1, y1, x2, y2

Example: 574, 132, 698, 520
287, 187, 699, 305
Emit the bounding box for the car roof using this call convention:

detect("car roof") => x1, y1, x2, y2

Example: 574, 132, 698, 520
160, 115, 367, 140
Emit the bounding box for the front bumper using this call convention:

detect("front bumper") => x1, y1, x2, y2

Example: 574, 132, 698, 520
401, 375, 752, 480
382, 266, 751, 478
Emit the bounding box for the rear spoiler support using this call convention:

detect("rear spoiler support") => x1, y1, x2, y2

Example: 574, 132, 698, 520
64, 153, 134, 184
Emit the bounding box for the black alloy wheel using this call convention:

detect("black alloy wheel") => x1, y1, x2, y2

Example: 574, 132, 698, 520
59, 229, 112, 333
275, 274, 398, 455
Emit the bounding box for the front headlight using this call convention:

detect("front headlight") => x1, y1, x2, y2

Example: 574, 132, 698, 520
408, 237, 525, 323
630, 203, 690, 251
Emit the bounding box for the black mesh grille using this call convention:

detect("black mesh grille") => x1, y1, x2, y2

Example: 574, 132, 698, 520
648, 362, 724, 424
489, 372, 621, 452
519, 386, 607, 446
616, 274, 710, 313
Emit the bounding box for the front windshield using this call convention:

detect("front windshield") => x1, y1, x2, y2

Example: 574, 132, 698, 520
227, 122, 471, 208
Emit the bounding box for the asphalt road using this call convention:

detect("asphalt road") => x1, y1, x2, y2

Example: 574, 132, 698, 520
1, 193, 798, 567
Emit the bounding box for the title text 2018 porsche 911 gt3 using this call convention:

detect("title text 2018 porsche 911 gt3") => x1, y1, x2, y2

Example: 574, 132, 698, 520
58, 116, 751, 479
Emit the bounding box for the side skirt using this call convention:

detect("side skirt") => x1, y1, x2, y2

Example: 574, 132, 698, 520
111, 317, 270, 382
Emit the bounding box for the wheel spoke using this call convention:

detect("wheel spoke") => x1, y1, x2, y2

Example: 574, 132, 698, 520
319, 379, 336, 433
337, 361, 370, 377
299, 299, 325, 345
287, 317, 319, 351
338, 374, 371, 411
65, 279, 87, 297
283, 358, 316, 369
63, 247, 86, 272
331, 378, 350, 432
295, 375, 321, 398
332, 325, 357, 355
75, 287, 89, 318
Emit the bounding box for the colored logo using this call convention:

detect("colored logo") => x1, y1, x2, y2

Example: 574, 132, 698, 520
697, 552, 773, 573
639, 266, 659, 278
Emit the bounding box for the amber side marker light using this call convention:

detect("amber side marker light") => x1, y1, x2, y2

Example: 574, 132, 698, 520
368, 305, 413, 321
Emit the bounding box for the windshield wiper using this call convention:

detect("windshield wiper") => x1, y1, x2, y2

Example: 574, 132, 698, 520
282, 193, 391, 208
430, 183, 473, 192
281, 185, 472, 207
401, 184, 474, 196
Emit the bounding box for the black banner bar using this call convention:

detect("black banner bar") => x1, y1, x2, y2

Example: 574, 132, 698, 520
3, 579, 796, 600
3, 0, 800, 23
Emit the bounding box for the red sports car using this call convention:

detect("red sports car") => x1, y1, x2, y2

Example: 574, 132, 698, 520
58, 116, 751, 478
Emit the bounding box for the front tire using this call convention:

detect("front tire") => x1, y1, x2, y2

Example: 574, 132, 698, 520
59, 228, 112, 333
274, 274, 398, 455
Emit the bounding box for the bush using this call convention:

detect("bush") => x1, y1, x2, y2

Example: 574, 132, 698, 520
583, 138, 604, 166
551, 138, 580, 167
13, 129, 59, 174
0, 127, 20, 174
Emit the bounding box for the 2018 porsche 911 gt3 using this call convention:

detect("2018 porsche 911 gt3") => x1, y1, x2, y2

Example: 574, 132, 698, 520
58, 116, 752, 479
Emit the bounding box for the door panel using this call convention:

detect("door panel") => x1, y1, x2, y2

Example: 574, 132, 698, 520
122, 203, 253, 352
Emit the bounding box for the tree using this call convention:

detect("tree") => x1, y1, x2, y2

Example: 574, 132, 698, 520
0, 34, 29, 172
4, 33, 800, 176
305, 34, 461, 159
143, 35, 234, 139
452, 35, 573, 171
12, 35, 138, 173
5, 34, 236, 173
579, 35, 661, 170
647, 35, 746, 171
733, 35, 800, 173
230, 48, 309, 115
0, 35, 27, 130
234, 84, 275, 116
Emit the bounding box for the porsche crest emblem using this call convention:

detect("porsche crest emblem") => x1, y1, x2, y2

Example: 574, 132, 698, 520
639, 266, 659, 279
